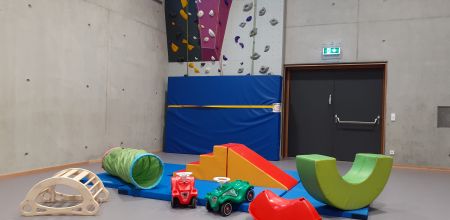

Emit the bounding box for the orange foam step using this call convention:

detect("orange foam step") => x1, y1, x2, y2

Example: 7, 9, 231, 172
186, 145, 227, 181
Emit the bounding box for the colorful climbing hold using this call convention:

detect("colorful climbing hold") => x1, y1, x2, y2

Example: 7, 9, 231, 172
259, 7, 266, 16
197, 10, 204, 18
171, 43, 179, 53
194, 67, 200, 73
205, 67, 211, 74
181, 0, 188, 8
209, 10, 214, 17
259, 66, 269, 74
239, 42, 244, 48
240, 62, 244, 65
234, 36, 240, 43
251, 53, 261, 60
270, 18, 279, 26
250, 28, 258, 37
188, 62, 195, 68
193, 36, 198, 40
223, 55, 228, 61
211, 56, 216, 61
180, 9, 188, 21
208, 29, 216, 38
238, 68, 244, 74
246, 16, 252, 22
187, 44, 194, 51
264, 45, 270, 52
204, 37, 209, 42
200, 63, 206, 67
243, 2, 253, 12
239, 22, 246, 28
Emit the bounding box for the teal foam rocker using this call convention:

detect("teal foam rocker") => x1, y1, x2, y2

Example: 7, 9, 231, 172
296, 154, 393, 210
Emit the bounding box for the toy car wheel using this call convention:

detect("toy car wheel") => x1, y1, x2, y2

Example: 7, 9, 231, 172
206, 201, 213, 212
220, 202, 233, 217
246, 189, 255, 202
190, 197, 197, 209
171, 197, 179, 208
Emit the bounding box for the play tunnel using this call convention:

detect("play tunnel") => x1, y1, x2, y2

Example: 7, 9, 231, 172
102, 147, 164, 189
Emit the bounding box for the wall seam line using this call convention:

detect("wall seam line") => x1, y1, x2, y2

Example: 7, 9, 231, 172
286, 14, 450, 29
82, 0, 166, 33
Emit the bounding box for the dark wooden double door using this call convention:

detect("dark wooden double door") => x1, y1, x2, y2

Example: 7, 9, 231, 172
287, 67, 384, 161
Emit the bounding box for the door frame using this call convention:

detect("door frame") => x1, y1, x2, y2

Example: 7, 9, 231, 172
282, 62, 388, 158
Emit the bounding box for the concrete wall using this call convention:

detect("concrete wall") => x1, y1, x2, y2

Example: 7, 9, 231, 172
285, 0, 450, 167
0, 0, 167, 174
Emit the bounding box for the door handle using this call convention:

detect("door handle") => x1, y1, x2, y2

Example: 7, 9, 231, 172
334, 115, 380, 125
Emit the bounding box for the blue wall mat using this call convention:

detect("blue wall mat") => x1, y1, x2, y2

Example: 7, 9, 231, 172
167, 76, 282, 105
165, 76, 282, 161
165, 108, 281, 160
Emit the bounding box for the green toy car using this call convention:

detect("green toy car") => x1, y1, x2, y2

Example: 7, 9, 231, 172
205, 177, 255, 216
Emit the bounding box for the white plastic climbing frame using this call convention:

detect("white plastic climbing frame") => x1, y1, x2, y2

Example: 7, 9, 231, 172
20, 168, 109, 216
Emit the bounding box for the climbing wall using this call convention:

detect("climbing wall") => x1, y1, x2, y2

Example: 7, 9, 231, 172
252, 0, 284, 75
165, 0, 284, 76
165, 0, 232, 63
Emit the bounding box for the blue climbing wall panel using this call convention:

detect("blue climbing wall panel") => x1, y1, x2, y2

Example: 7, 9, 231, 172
164, 75, 282, 161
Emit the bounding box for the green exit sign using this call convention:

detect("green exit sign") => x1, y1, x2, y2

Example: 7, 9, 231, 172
323, 47, 341, 56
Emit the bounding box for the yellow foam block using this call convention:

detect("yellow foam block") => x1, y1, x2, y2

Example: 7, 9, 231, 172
227, 149, 288, 190
186, 145, 227, 181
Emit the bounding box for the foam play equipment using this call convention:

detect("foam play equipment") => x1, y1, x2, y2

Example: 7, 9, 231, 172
94, 163, 370, 218
296, 154, 393, 210
249, 190, 321, 220
186, 145, 227, 180
20, 168, 109, 216
186, 143, 297, 190
102, 147, 164, 189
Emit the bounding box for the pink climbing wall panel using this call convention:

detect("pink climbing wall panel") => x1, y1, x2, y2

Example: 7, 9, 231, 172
197, 0, 232, 61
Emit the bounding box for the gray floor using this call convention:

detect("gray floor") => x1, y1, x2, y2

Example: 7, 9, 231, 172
1, 152, 450, 220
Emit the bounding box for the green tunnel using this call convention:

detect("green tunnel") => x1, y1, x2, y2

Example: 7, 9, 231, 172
102, 147, 164, 189
296, 153, 393, 210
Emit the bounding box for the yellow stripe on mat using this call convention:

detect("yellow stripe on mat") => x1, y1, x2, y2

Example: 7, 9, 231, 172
167, 105, 274, 109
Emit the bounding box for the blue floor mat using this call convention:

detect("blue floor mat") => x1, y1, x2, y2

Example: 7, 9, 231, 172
97, 163, 369, 219
282, 182, 369, 220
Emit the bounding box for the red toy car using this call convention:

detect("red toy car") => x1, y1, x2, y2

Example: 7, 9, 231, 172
171, 172, 198, 208
249, 190, 321, 220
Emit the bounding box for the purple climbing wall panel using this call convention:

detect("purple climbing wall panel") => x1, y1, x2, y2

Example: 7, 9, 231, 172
166, 0, 285, 76
196, 0, 232, 61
